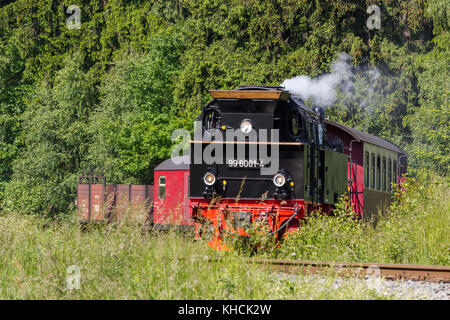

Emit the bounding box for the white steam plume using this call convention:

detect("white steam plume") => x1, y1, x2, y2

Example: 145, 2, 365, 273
281, 53, 379, 108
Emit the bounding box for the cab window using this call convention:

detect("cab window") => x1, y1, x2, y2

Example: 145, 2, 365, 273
310, 123, 316, 144
203, 110, 220, 130
288, 111, 302, 137
317, 124, 324, 145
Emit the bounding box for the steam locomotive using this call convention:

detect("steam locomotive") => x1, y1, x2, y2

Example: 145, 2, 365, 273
78, 85, 408, 250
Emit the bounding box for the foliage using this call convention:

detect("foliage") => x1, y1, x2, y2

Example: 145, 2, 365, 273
0, 28, 30, 198
87, 30, 187, 184
0, 0, 448, 214
407, 32, 449, 173
2, 53, 97, 215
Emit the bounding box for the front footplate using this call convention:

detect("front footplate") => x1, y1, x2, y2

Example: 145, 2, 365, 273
191, 200, 305, 251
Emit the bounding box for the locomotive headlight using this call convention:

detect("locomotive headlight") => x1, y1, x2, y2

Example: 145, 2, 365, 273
203, 172, 216, 186
240, 120, 253, 134
273, 173, 286, 187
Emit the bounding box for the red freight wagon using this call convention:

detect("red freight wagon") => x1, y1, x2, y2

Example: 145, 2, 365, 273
77, 183, 110, 222
77, 177, 153, 223
113, 184, 154, 222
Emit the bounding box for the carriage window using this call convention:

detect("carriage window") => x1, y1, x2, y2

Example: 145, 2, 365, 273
393, 160, 397, 186
371, 153, 375, 189
288, 112, 302, 136
388, 159, 392, 191
365, 152, 370, 188
376, 155, 381, 190
158, 176, 166, 200
382, 157, 386, 191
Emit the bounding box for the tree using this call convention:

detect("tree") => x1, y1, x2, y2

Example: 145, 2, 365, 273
87, 30, 187, 184
0, 28, 30, 200
2, 53, 98, 215
408, 32, 449, 174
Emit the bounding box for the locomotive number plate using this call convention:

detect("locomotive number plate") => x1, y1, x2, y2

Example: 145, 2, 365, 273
227, 159, 267, 168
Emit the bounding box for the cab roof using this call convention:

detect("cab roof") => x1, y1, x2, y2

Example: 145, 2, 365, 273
154, 156, 190, 171
209, 85, 290, 101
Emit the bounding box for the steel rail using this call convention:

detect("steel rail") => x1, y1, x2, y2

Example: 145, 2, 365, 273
210, 258, 450, 283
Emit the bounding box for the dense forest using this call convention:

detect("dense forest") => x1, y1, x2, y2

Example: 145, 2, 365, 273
0, 0, 448, 216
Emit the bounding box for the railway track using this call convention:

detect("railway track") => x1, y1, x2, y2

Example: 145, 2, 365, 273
213, 258, 450, 283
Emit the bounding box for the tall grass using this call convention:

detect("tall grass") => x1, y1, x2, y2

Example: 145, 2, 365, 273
272, 173, 450, 265
0, 173, 447, 299
0, 212, 399, 299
